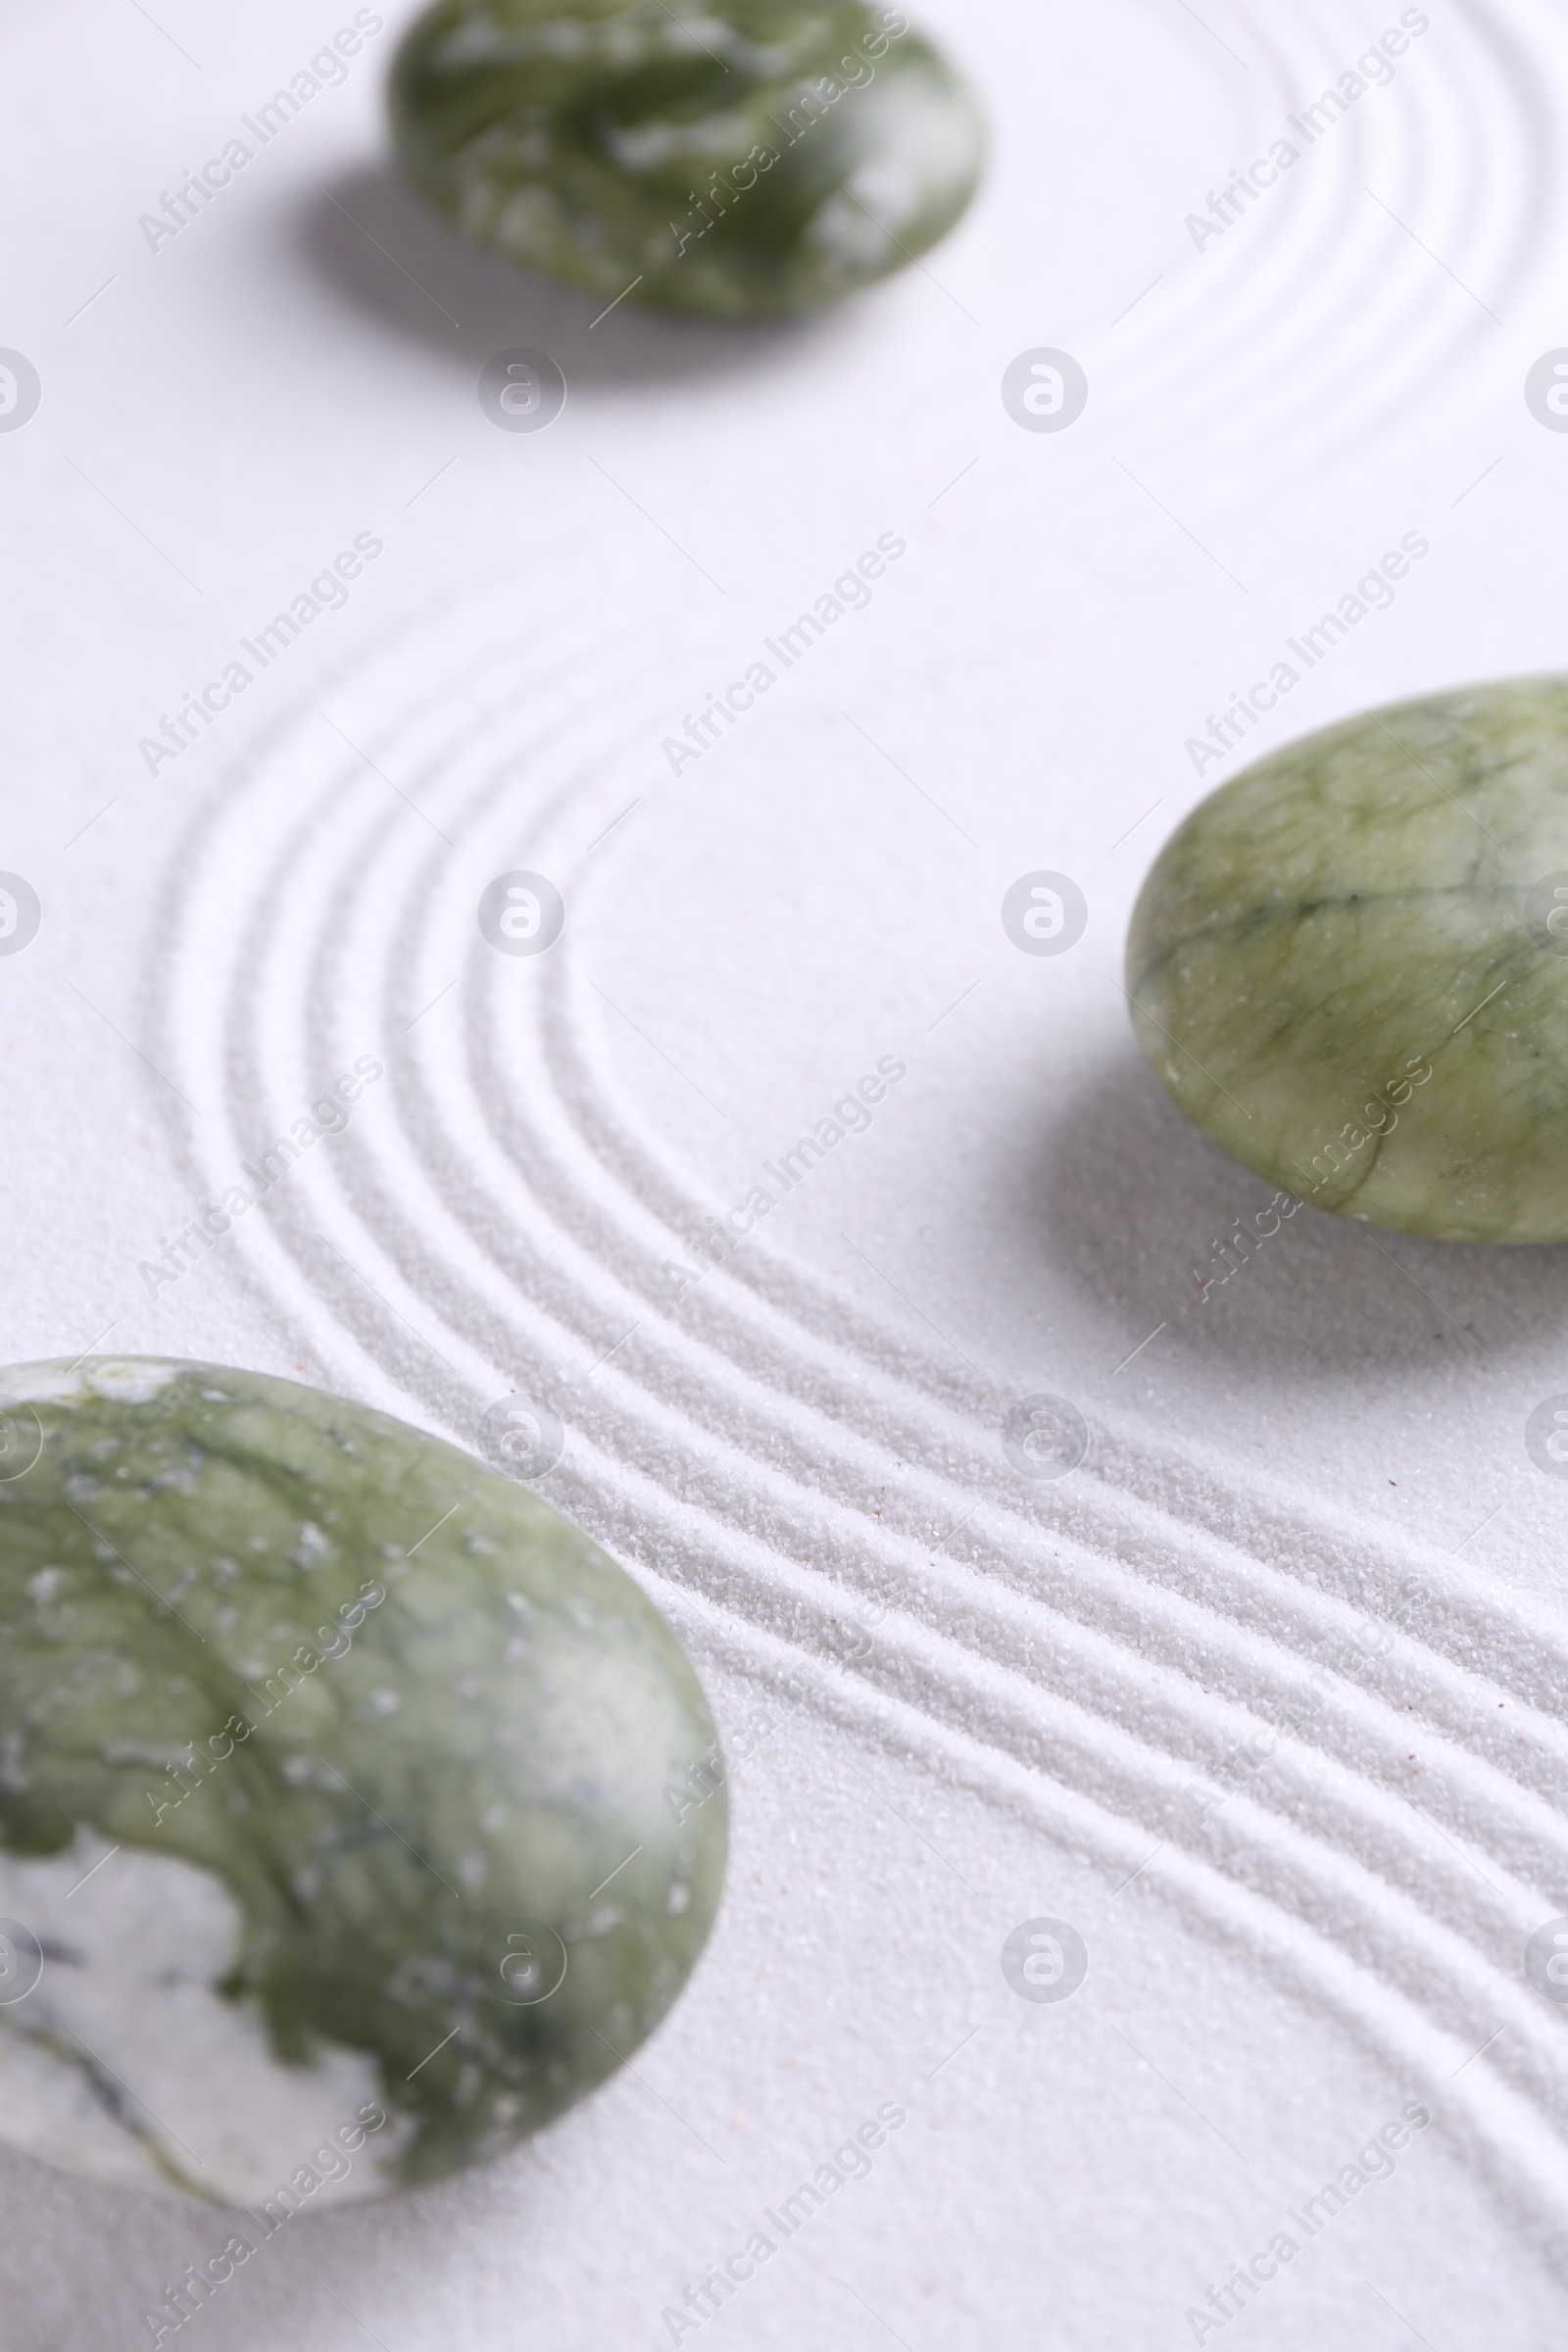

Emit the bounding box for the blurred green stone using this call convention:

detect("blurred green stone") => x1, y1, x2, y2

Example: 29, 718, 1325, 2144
1126, 677, 1568, 1245
0, 1359, 725, 2201
389, 0, 983, 318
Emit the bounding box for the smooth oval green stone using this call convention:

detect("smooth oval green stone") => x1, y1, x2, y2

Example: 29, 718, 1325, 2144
1126, 677, 1568, 1246
388, 0, 984, 318
0, 1359, 725, 2203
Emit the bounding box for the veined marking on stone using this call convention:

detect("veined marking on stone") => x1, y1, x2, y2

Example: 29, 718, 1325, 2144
65, 1504, 208, 1642
65, 1845, 120, 1898
60, 2021, 211, 2174
589, 1845, 644, 1900
315, 1758, 463, 1900
1, 1805, 468, 2197
1450, 979, 1510, 1034
1118, 981, 1252, 1120
406, 2025, 461, 2080
1370, 716, 1505, 849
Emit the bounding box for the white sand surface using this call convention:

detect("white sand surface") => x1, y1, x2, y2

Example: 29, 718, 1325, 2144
3, 1, 1568, 2343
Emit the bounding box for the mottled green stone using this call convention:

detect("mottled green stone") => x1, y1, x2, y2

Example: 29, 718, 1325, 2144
0, 1360, 725, 2198
388, 0, 983, 318
1126, 677, 1568, 1245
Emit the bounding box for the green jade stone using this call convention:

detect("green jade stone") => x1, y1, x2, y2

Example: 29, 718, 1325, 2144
389, 0, 983, 318
1125, 677, 1568, 1245
0, 1359, 725, 2203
